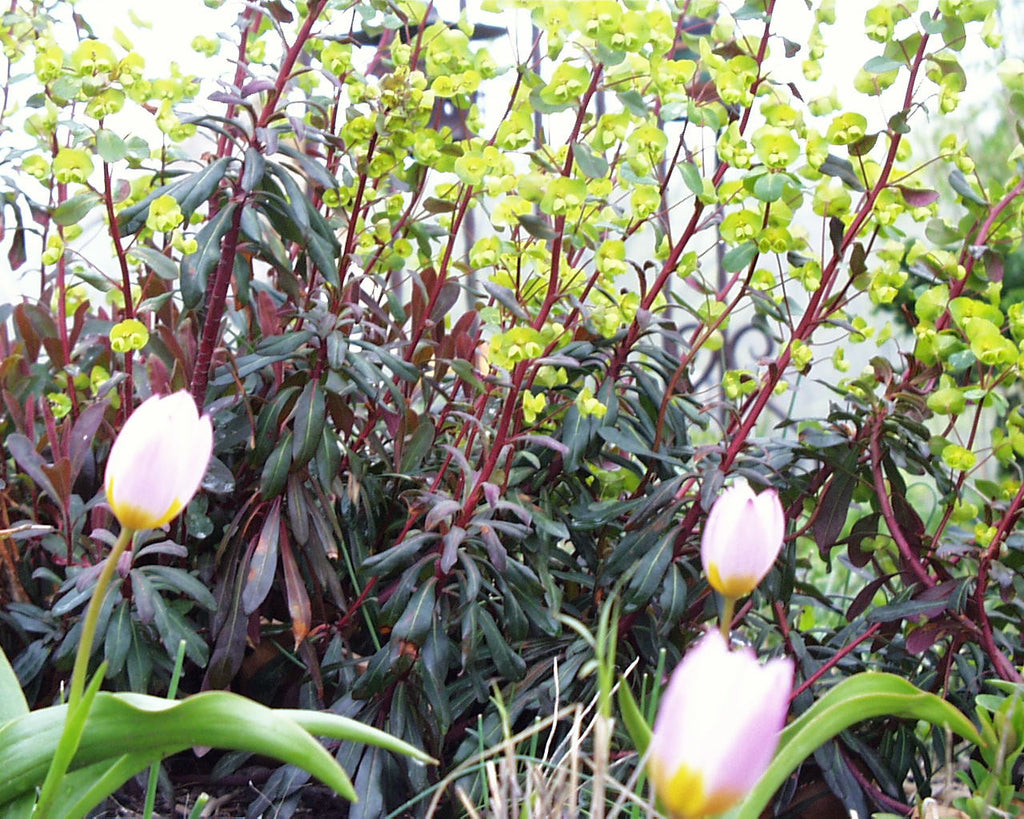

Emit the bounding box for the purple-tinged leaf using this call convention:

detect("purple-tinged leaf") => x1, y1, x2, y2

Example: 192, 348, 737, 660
243, 498, 281, 615
440, 526, 466, 573
896, 185, 940, 207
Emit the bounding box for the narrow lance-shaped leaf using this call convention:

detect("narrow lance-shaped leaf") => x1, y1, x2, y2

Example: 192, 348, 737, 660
243, 498, 281, 614
280, 531, 311, 649
292, 381, 326, 469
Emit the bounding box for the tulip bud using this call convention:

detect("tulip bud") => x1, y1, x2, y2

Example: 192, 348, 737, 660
649, 630, 793, 818
104, 391, 213, 531
701, 481, 785, 598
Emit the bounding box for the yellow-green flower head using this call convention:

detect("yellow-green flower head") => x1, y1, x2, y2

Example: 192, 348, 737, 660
53, 148, 94, 185
649, 629, 793, 818
109, 318, 150, 353
104, 391, 213, 531
146, 194, 184, 233
701, 481, 785, 598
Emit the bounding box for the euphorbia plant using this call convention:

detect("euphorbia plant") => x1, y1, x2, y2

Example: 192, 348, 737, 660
0, 392, 432, 818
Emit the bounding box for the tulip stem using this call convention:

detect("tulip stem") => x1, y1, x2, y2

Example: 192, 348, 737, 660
33, 526, 134, 818
720, 595, 737, 644
67, 526, 134, 711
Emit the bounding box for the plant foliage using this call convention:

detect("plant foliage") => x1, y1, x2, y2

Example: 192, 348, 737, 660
3, 0, 1024, 813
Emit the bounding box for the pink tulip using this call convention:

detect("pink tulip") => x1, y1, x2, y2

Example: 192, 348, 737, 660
701, 482, 785, 598
648, 630, 793, 818
104, 391, 213, 531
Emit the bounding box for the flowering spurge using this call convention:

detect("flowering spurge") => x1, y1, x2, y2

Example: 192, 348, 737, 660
648, 630, 794, 818
104, 391, 213, 531
700, 481, 785, 599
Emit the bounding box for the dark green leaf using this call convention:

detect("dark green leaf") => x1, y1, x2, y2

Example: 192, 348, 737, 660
813, 448, 858, 555
103, 602, 132, 678
517, 213, 558, 240
6, 434, 60, 505
624, 532, 673, 609
129, 246, 179, 281
677, 161, 703, 196
864, 56, 904, 73
96, 129, 128, 162
422, 197, 457, 213
292, 381, 326, 469
243, 498, 281, 614
752, 172, 788, 202
392, 578, 436, 646
949, 169, 987, 205
617, 90, 649, 117
721, 241, 758, 273
571, 142, 608, 178
477, 607, 526, 681
819, 154, 866, 192
240, 147, 266, 192
143, 565, 217, 610
52, 193, 100, 227
181, 203, 237, 309
277, 143, 338, 189
260, 430, 293, 499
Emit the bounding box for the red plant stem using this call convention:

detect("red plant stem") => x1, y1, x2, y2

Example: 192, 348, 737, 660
191, 3, 327, 408
868, 415, 935, 589
983, 481, 1024, 564
840, 746, 913, 816
216, 8, 258, 159
103, 162, 136, 410
442, 65, 608, 530
602, 1, 786, 383
790, 622, 882, 702
103, 164, 135, 319
334, 576, 378, 635
255, 0, 325, 130
531, 64, 604, 331
971, 572, 1022, 682
454, 362, 525, 531
717, 32, 932, 476
189, 201, 244, 407
736, 0, 777, 134
937, 175, 1024, 330
337, 130, 380, 297
405, 183, 476, 360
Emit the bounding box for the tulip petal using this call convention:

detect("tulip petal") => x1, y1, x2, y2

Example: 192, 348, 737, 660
104, 392, 213, 531
701, 482, 785, 598
648, 631, 794, 819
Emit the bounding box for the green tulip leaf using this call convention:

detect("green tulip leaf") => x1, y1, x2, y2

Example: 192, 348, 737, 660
0, 690, 425, 808
0, 646, 29, 725
279, 708, 437, 764
734, 672, 983, 819
51, 753, 163, 819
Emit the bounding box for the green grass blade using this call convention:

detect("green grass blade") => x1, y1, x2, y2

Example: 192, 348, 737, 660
616, 677, 652, 757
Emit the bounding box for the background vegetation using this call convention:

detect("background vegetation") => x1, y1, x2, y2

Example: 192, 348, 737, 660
3, 0, 1024, 815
